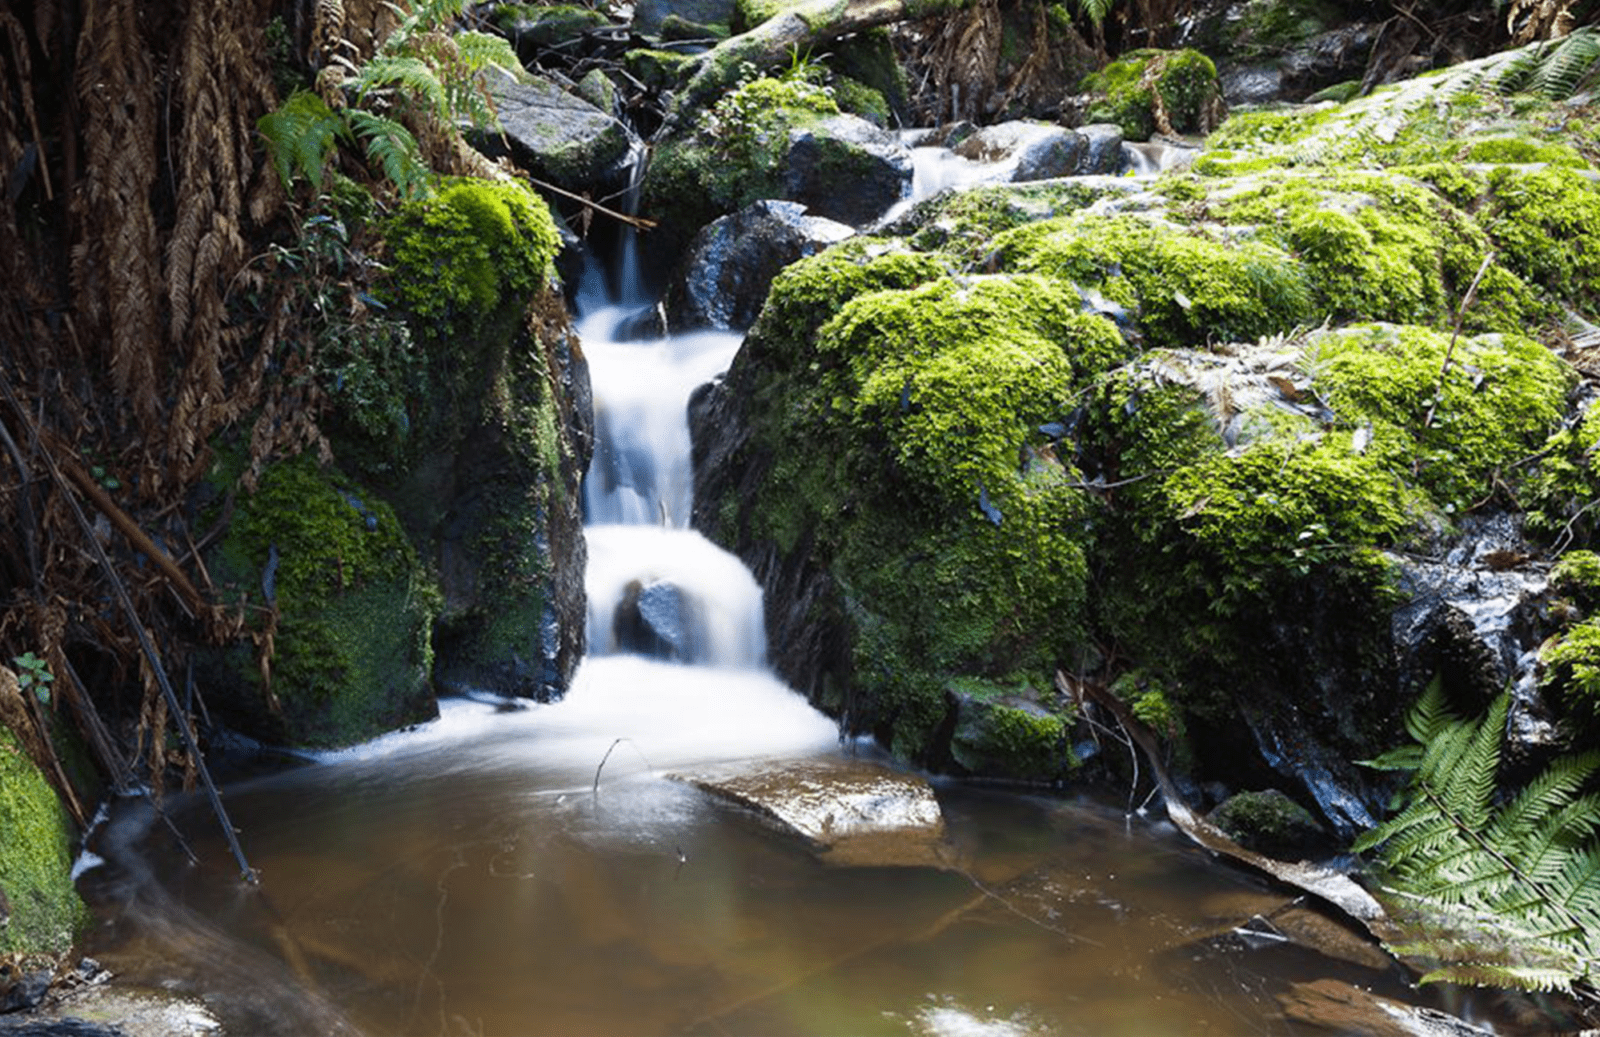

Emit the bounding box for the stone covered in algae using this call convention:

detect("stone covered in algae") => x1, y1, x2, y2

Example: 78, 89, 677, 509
0, 723, 89, 956
202, 452, 439, 749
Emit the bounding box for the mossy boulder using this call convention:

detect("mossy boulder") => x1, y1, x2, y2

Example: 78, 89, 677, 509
947, 678, 1075, 781
281, 176, 589, 712
1081, 48, 1225, 141
0, 724, 89, 956
495, 4, 613, 59
478, 78, 632, 197
201, 453, 438, 749
369, 178, 590, 702
1208, 788, 1331, 858
690, 53, 1595, 806
641, 74, 910, 271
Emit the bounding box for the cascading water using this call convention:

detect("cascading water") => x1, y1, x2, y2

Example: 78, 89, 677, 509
563, 206, 837, 753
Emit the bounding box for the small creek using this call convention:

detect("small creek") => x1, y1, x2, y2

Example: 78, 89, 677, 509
71, 141, 1515, 1037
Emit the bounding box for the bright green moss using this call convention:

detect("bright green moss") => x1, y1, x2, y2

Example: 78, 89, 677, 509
1081, 48, 1222, 141
0, 726, 88, 956
1309, 323, 1573, 509
1551, 550, 1600, 611
382, 177, 560, 340
995, 215, 1312, 348
898, 180, 1115, 258
752, 238, 945, 362
1462, 135, 1588, 166
212, 454, 438, 748
1541, 619, 1600, 733
1482, 164, 1600, 311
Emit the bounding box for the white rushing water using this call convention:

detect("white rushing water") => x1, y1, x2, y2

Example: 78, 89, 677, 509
561, 235, 839, 760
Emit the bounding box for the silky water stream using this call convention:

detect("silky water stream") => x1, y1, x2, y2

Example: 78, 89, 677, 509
72, 183, 1509, 1037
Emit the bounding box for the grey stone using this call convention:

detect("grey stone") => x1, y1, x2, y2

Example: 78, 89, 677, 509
675, 758, 946, 866
953, 121, 1088, 181
668, 200, 853, 332
479, 75, 633, 194
784, 115, 913, 226
1077, 123, 1126, 175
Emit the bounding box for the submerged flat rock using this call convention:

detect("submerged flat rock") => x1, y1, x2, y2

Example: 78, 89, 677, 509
673, 757, 946, 867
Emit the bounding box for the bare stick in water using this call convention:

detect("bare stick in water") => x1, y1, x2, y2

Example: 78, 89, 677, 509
591, 737, 655, 803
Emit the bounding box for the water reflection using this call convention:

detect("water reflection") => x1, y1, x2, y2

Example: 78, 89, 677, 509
75, 706, 1491, 1036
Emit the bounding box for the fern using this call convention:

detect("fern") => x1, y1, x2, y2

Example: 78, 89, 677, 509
353, 55, 449, 119
257, 90, 349, 190
344, 109, 430, 200
1523, 26, 1600, 100
1355, 680, 1600, 992
1070, 0, 1116, 28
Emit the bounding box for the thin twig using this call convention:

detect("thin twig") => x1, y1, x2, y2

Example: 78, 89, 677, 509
523, 173, 657, 230
0, 369, 257, 883
1421, 251, 1496, 433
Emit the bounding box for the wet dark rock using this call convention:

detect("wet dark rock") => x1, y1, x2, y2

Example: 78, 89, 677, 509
613, 579, 699, 661
476, 76, 633, 196
783, 116, 914, 226
1207, 789, 1332, 859
0, 971, 50, 1014
1276, 979, 1496, 1037
1278, 23, 1384, 98
1077, 123, 1127, 175
632, 0, 735, 36
0, 985, 224, 1037
952, 121, 1088, 181
1390, 513, 1559, 762
666, 200, 853, 332
1220, 64, 1284, 105
674, 757, 946, 866
0, 1020, 128, 1036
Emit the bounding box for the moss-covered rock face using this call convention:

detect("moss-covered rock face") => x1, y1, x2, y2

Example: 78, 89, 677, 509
0, 724, 89, 956
323, 178, 590, 704
203, 453, 438, 749
643, 73, 842, 260
690, 52, 1596, 795
1081, 48, 1225, 141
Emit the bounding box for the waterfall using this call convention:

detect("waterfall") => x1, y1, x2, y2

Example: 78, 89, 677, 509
562, 186, 838, 761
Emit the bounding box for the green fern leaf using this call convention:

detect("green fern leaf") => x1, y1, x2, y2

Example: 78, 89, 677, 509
257, 90, 350, 190
1355, 686, 1600, 992
345, 109, 431, 200
1523, 27, 1600, 100
354, 55, 449, 119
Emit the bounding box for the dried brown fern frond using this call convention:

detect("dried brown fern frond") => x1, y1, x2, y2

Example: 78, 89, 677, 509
930, 0, 1001, 122
1508, 0, 1577, 44
0, 9, 49, 202
72, 0, 162, 436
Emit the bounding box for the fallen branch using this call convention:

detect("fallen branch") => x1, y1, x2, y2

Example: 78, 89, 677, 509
1062, 670, 1400, 940
0, 369, 258, 884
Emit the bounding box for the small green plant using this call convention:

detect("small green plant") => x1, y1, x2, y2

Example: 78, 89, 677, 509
1354, 680, 1600, 991
257, 0, 526, 200
13, 653, 53, 704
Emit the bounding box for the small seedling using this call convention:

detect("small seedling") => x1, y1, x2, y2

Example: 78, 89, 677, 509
13, 652, 53, 704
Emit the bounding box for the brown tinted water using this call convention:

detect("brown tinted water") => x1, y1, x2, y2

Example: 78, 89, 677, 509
73, 685, 1514, 1037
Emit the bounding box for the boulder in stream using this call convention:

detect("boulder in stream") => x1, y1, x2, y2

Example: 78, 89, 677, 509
950, 121, 1127, 181
613, 578, 700, 661
783, 115, 914, 226
674, 758, 947, 867
476, 75, 634, 196
666, 199, 854, 332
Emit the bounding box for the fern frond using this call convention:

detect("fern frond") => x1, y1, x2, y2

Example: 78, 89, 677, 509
1355, 687, 1600, 992
453, 30, 522, 78
1523, 27, 1600, 100
257, 90, 350, 190
344, 109, 430, 200
353, 55, 448, 118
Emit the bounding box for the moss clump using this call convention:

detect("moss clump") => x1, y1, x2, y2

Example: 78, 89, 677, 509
382, 177, 561, 343
623, 48, 695, 91
1081, 48, 1222, 140
209, 453, 438, 748
995, 214, 1313, 348
1309, 323, 1572, 510
1541, 620, 1600, 737
1209, 788, 1329, 856
494, 3, 611, 46
1482, 164, 1600, 313
893, 180, 1118, 259
948, 678, 1074, 779
643, 73, 842, 256
1551, 551, 1600, 611
0, 725, 88, 956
